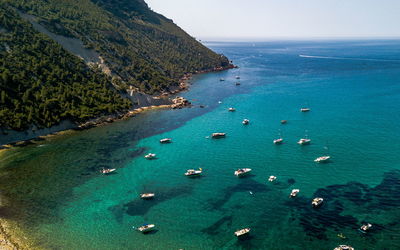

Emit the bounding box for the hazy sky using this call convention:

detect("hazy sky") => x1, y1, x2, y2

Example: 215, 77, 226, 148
146, 0, 400, 40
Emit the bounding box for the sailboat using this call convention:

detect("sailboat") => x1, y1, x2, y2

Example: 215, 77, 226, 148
314, 143, 331, 163
298, 130, 311, 145
235, 69, 241, 79
300, 102, 311, 112
273, 130, 283, 144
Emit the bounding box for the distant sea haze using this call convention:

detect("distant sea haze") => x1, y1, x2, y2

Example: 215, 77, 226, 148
299, 54, 400, 62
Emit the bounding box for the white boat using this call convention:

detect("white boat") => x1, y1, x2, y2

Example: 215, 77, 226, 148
281, 120, 287, 124
234, 168, 252, 177
274, 130, 283, 144
234, 228, 250, 237
235, 75, 241, 79
290, 189, 300, 198
100, 168, 116, 174
314, 156, 331, 163
228, 107, 236, 112
145, 153, 156, 159
212, 133, 226, 138
300, 108, 311, 112
140, 193, 155, 199
334, 245, 354, 250
220, 78, 225, 81
242, 119, 249, 125
137, 224, 155, 233
298, 138, 311, 145
159, 138, 172, 143
312, 197, 324, 207
360, 223, 372, 232
268, 176, 277, 182
185, 168, 202, 177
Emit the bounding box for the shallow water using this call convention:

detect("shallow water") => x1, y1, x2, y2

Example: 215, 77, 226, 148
1, 40, 400, 249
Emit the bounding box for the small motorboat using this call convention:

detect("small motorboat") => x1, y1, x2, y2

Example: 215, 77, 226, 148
268, 176, 277, 182
312, 197, 324, 207
235, 76, 241, 79
100, 168, 116, 174
159, 138, 172, 143
212, 133, 226, 138
281, 120, 287, 124
234, 228, 250, 237
145, 153, 156, 159
242, 119, 249, 125
185, 168, 202, 177
234, 168, 252, 177
140, 193, 155, 199
360, 223, 372, 233
297, 138, 311, 145
314, 156, 331, 163
290, 189, 300, 198
228, 107, 236, 112
220, 78, 225, 81
235, 82, 241, 86
273, 138, 283, 144
334, 245, 354, 250
300, 108, 311, 112
137, 224, 155, 233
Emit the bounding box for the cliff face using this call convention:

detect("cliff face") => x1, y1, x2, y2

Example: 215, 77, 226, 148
5, 0, 230, 93
0, 0, 231, 132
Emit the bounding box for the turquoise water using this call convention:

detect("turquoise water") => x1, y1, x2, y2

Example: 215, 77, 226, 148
1, 40, 400, 249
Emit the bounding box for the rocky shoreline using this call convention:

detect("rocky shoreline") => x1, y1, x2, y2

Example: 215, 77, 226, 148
0, 64, 235, 149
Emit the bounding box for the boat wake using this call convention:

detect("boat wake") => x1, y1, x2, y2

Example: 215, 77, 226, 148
299, 54, 400, 62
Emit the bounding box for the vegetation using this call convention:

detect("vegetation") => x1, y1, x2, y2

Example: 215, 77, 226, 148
0, 0, 230, 131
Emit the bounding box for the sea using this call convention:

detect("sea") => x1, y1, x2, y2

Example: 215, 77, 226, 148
1, 40, 400, 250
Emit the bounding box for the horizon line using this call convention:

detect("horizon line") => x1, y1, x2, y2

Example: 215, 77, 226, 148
198, 36, 400, 42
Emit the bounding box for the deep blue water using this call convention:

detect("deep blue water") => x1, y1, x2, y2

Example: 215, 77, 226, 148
1, 40, 400, 249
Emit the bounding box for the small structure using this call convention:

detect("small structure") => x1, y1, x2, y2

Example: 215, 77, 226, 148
171, 97, 191, 109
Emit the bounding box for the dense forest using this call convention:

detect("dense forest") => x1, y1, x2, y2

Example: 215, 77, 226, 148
0, 0, 231, 131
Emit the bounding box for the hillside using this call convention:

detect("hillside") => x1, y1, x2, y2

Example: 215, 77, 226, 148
0, 0, 231, 131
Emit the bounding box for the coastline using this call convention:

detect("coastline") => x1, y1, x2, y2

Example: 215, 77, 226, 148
0, 64, 235, 249
0, 64, 235, 151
